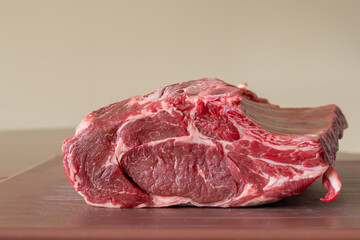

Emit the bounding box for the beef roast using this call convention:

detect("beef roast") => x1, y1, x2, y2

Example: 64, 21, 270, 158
62, 78, 347, 208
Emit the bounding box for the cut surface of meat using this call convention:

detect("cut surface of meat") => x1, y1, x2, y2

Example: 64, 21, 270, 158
62, 78, 347, 208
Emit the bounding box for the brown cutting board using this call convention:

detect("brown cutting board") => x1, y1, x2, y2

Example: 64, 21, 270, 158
1, 156, 360, 239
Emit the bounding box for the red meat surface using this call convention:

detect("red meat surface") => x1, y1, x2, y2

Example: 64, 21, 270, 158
63, 78, 347, 208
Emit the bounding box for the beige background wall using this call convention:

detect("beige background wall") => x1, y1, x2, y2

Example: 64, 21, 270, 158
0, 0, 359, 153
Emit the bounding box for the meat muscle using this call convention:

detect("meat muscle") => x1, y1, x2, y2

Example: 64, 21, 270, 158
62, 78, 347, 208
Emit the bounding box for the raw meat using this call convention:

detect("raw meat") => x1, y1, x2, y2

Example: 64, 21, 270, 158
62, 78, 347, 208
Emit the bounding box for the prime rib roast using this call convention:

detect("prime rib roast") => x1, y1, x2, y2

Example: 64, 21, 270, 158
62, 78, 347, 208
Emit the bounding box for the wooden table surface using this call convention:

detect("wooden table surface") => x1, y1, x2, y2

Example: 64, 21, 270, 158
1, 129, 360, 239
0, 157, 360, 239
